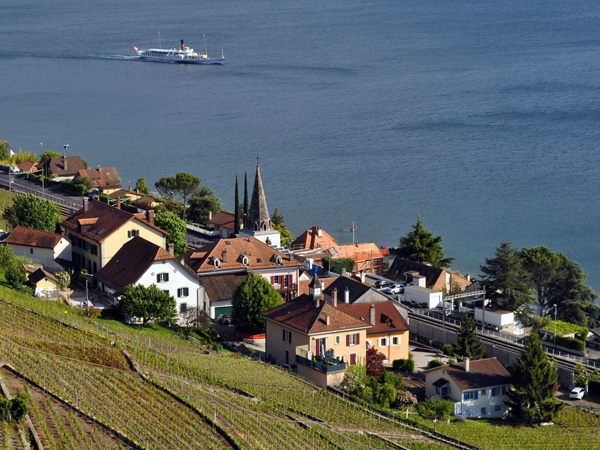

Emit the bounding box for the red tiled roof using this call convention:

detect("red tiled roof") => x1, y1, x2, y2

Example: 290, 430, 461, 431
297, 276, 337, 296
5, 226, 64, 249
46, 155, 86, 177
94, 236, 175, 293
77, 167, 121, 186
61, 200, 168, 243
429, 358, 511, 391
28, 267, 59, 285
16, 161, 41, 172
201, 273, 247, 301
208, 211, 244, 230
336, 301, 409, 335
183, 237, 302, 274
291, 226, 338, 250
263, 294, 371, 334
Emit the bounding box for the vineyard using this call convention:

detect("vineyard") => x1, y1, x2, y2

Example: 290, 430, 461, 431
1, 290, 599, 449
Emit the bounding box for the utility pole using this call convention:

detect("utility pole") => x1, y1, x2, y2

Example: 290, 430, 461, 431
554, 304, 557, 350
481, 285, 486, 333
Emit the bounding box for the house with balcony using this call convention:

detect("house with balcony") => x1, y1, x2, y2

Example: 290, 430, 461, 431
61, 199, 168, 274
263, 276, 371, 388
5, 226, 72, 272
424, 357, 511, 418
94, 236, 201, 321
182, 236, 304, 318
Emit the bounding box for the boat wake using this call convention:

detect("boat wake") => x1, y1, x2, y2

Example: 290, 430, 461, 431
0, 51, 139, 61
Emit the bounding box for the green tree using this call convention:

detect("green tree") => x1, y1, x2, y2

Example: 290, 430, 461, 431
0, 142, 9, 161
72, 174, 93, 190
573, 364, 599, 396
39, 150, 61, 163
454, 313, 485, 360
505, 329, 563, 424
5, 260, 27, 289
520, 246, 570, 311
155, 211, 187, 257
6, 194, 61, 232
119, 284, 177, 326
394, 215, 454, 268
155, 176, 177, 201
234, 175, 240, 235
480, 241, 532, 314
135, 177, 152, 195
546, 262, 600, 328
187, 187, 222, 225
322, 256, 355, 275
174, 172, 201, 221
231, 273, 283, 334
271, 208, 294, 247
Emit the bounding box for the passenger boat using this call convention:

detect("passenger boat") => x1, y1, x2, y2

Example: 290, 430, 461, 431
134, 36, 225, 65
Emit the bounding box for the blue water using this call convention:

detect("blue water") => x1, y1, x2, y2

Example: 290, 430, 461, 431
1, 0, 599, 292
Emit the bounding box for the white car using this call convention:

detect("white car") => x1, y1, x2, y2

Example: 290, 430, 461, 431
385, 284, 405, 295
570, 387, 585, 400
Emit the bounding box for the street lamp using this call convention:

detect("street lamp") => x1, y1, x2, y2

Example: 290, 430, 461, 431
554, 304, 557, 350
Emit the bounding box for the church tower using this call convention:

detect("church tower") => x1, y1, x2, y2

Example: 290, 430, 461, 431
247, 164, 272, 232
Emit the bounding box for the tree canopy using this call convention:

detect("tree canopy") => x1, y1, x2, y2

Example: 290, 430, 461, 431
120, 284, 177, 326
454, 313, 485, 360
175, 172, 201, 221
271, 208, 294, 247
187, 187, 222, 225
135, 177, 152, 195
6, 194, 61, 232
394, 216, 454, 268
155, 176, 177, 201
520, 246, 570, 311
480, 241, 532, 314
231, 273, 283, 334
505, 329, 562, 424
155, 211, 187, 257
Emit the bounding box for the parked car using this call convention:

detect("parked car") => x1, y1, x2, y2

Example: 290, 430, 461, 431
385, 284, 405, 295
570, 387, 585, 400
375, 280, 391, 289
217, 314, 231, 325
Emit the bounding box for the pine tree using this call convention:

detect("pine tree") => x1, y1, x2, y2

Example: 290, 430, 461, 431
454, 313, 485, 360
395, 215, 454, 268
234, 175, 240, 235
480, 241, 532, 314
505, 329, 563, 424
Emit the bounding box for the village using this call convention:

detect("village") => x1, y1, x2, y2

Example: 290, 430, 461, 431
1, 140, 600, 447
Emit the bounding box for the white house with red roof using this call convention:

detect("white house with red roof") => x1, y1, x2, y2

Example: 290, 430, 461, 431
5, 226, 72, 272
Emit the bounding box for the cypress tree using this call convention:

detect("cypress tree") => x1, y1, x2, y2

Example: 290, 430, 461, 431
505, 329, 563, 424
454, 313, 485, 360
243, 171, 249, 223
234, 176, 240, 235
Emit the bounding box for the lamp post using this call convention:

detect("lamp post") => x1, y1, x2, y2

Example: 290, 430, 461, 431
554, 304, 557, 350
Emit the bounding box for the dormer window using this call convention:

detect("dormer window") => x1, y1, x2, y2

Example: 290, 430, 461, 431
213, 257, 221, 268
275, 255, 282, 266
241, 255, 249, 266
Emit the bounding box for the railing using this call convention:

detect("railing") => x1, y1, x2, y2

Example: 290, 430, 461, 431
295, 354, 347, 374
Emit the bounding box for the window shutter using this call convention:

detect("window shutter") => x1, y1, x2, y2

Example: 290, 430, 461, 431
165, 273, 169, 282
464, 392, 468, 401
290, 273, 293, 285
283, 329, 286, 341
346, 335, 350, 346
356, 333, 360, 345
492, 388, 496, 397
128, 230, 131, 238
288, 332, 292, 344
271, 276, 275, 284
475, 391, 479, 400
156, 274, 160, 283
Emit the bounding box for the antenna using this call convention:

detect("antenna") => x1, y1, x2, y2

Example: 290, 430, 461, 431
158, 31, 162, 49
203, 34, 207, 56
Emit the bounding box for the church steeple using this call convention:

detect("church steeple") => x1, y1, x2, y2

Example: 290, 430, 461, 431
247, 164, 271, 232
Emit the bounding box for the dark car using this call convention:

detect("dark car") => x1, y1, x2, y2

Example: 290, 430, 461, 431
217, 314, 231, 325
375, 280, 391, 289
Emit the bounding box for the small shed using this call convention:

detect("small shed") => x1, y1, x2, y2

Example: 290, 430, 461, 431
404, 285, 442, 308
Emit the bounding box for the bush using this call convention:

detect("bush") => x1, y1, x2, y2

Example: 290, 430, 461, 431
417, 397, 454, 419
393, 353, 415, 372
442, 344, 455, 357
60, 179, 89, 196
427, 359, 445, 369
555, 335, 585, 352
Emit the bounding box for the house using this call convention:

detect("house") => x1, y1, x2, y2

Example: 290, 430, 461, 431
44, 154, 86, 179
5, 226, 72, 272
94, 236, 200, 321
61, 199, 168, 274
263, 277, 371, 387
336, 299, 410, 362
16, 160, 42, 173
424, 357, 511, 419
77, 166, 122, 194
290, 226, 338, 251
404, 285, 443, 309
107, 188, 160, 211
27, 267, 60, 299
207, 211, 244, 238
386, 258, 472, 292
182, 236, 304, 318
322, 275, 393, 306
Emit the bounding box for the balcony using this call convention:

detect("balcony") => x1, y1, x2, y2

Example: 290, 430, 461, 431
295, 349, 346, 374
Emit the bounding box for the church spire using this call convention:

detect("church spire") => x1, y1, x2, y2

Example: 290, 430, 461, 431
247, 164, 271, 232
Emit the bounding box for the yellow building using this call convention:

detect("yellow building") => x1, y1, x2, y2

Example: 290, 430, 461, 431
61, 199, 168, 273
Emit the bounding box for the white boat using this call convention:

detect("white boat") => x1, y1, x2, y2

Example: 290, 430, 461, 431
134, 37, 225, 65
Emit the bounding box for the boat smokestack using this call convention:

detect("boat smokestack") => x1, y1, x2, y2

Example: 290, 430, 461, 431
181, 39, 185, 50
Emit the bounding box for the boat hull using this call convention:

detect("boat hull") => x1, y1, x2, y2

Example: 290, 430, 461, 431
138, 55, 225, 65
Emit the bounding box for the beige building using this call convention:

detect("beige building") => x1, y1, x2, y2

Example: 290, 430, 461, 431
5, 226, 72, 272
263, 277, 371, 388
61, 199, 168, 274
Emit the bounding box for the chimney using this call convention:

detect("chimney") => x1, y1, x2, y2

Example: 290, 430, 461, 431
98, 165, 101, 173
370, 304, 376, 326
314, 297, 320, 308
208, 210, 212, 221
83, 197, 89, 212
148, 210, 155, 225
341, 268, 347, 277
289, 252, 294, 262
344, 286, 350, 304
464, 357, 470, 372
129, 185, 133, 192
222, 249, 228, 263
116, 197, 121, 210
360, 270, 365, 283
332, 288, 338, 307
317, 227, 322, 237
63, 153, 67, 171
167, 243, 174, 255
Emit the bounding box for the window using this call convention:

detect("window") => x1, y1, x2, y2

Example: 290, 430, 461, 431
282, 329, 292, 344
284, 274, 293, 288
502, 386, 507, 395
481, 408, 486, 415
481, 389, 486, 396
491, 387, 497, 397
93, 262, 97, 273
157, 273, 169, 283
379, 337, 389, 347
177, 287, 189, 297
273, 275, 281, 286
436, 386, 449, 396
91, 244, 98, 256
347, 333, 360, 346
180, 303, 187, 312
392, 336, 400, 345
463, 391, 478, 401
30, 248, 33, 254
335, 336, 341, 345
162, 290, 169, 295
495, 405, 502, 411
